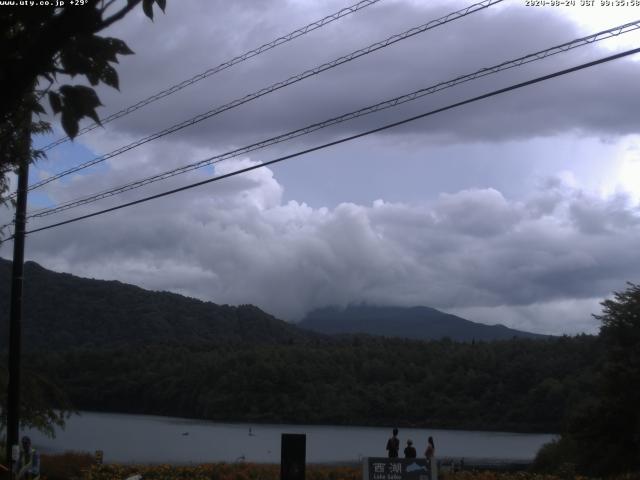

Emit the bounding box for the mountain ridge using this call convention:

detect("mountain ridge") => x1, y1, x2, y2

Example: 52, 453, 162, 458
299, 304, 548, 341
0, 258, 317, 350
1, 258, 546, 351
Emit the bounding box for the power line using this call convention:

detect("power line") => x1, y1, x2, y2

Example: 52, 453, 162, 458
12, 46, 639, 240
24, 0, 502, 194
13, 0, 502, 199
39, 0, 385, 152
27, 19, 640, 219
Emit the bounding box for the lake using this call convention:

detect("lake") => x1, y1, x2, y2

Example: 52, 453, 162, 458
26, 412, 556, 464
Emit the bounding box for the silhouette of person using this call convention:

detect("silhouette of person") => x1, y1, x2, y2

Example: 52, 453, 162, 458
386, 428, 400, 458
425, 436, 436, 480
404, 439, 416, 458
17, 436, 40, 480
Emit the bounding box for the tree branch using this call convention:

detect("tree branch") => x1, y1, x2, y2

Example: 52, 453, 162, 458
100, 0, 119, 15
100, 0, 142, 29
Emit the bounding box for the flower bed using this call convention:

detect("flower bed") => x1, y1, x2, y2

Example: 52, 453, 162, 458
80, 463, 360, 480
39, 460, 640, 480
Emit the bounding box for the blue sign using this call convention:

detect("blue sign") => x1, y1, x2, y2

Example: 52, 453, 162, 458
363, 457, 431, 480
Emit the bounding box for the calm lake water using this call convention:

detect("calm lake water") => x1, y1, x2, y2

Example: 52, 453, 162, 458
26, 412, 556, 464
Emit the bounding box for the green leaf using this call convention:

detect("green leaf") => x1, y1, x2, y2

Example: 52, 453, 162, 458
58, 85, 103, 131
60, 85, 103, 112
100, 64, 119, 90
86, 70, 100, 86
92, 37, 118, 63
84, 108, 101, 125
32, 102, 46, 115
61, 110, 79, 138
48, 92, 62, 114
31, 120, 52, 136
155, 0, 166, 12
143, 0, 154, 20
106, 37, 134, 56
59, 45, 92, 77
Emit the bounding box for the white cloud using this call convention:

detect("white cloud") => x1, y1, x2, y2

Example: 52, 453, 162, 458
449, 297, 604, 335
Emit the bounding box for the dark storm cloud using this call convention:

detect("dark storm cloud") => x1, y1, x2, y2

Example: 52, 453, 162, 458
76, 0, 640, 153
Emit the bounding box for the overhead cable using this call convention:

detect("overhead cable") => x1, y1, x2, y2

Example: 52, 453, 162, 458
14, 0, 502, 199
11, 46, 638, 240
39, 0, 385, 152
28, 19, 640, 219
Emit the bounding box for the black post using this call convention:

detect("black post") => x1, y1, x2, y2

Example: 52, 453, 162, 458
281, 433, 306, 480
5, 138, 30, 468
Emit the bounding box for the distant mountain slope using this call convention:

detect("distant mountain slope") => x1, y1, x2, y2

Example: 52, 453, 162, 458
0, 258, 316, 350
299, 305, 548, 341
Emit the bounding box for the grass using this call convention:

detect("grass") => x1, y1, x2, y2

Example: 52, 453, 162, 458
78, 467, 640, 480
80, 463, 362, 480
41, 451, 96, 480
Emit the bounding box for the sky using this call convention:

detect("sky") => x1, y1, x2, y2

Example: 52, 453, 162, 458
2, 0, 640, 335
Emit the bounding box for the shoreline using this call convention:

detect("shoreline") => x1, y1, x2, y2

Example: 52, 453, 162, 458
70, 409, 560, 436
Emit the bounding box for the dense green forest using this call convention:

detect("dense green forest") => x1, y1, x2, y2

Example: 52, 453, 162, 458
22, 335, 598, 433
533, 283, 640, 476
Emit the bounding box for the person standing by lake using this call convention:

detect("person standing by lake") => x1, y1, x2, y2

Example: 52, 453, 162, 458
404, 439, 416, 458
386, 428, 400, 458
16, 436, 40, 480
425, 436, 436, 480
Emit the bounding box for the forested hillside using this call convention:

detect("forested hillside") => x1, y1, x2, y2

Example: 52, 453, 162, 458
0, 259, 316, 349
0, 259, 547, 350
25, 335, 598, 433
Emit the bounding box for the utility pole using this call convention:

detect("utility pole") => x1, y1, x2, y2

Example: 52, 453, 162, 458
5, 108, 31, 470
